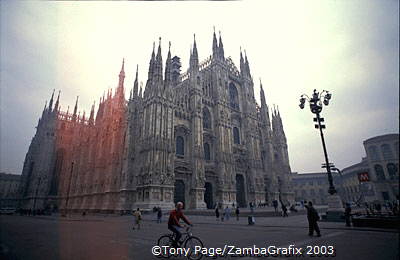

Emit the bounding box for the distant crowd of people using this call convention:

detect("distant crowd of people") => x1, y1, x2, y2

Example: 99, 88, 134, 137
124, 196, 400, 242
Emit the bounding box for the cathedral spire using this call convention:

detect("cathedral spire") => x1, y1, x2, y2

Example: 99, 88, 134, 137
133, 64, 139, 98
244, 50, 251, 78
150, 42, 155, 75
42, 100, 47, 118
154, 37, 163, 83
260, 78, 266, 106
48, 89, 55, 112
72, 96, 79, 121
218, 31, 224, 60
89, 101, 95, 125
164, 42, 172, 87
120, 58, 125, 76
54, 90, 61, 112
139, 82, 143, 98
259, 79, 270, 127
240, 47, 245, 76
190, 34, 199, 71
212, 26, 218, 59
117, 58, 125, 97
146, 41, 156, 94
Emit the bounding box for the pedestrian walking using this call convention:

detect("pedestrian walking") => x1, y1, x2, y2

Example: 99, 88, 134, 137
224, 206, 231, 221
215, 206, 220, 221
157, 207, 162, 223
304, 202, 321, 237
273, 200, 278, 212
344, 203, 352, 227
282, 204, 288, 217
235, 206, 240, 221
132, 208, 142, 230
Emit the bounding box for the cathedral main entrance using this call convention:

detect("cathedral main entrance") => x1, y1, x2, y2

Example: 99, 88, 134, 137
236, 174, 246, 207
204, 182, 213, 209
174, 180, 185, 208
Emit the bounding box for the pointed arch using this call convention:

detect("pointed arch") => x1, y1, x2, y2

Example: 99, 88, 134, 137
203, 107, 212, 129
176, 136, 185, 156
233, 127, 240, 144
204, 142, 211, 161
229, 82, 239, 110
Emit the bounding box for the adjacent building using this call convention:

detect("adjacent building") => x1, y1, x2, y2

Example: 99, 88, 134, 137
362, 134, 399, 202
291, 134, 399, 205
18, 32, 294, 213
0, 173, 21, 208
291, 172, 341, 205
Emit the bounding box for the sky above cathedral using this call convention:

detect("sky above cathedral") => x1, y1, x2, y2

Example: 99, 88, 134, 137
0, 0, 398, 175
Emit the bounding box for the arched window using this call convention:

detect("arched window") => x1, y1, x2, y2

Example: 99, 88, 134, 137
204, 143, 211, 161
381, 144, 394, 160
229, 83, 239, 110
203, 107, 211, 129
233, 127, 240, 144
176, 136, 185, 156
387, 163, 398, 180
368, 146, 379, 161
374, 164, 386, 181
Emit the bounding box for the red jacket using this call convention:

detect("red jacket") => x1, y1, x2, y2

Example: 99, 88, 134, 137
168, 209, 191, 227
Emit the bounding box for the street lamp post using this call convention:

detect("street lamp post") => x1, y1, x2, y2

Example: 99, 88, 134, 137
299, 89, 344, 220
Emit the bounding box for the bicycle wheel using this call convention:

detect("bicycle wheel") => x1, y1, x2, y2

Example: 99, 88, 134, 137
157, 234, 173, 258
184, 236, 204, 260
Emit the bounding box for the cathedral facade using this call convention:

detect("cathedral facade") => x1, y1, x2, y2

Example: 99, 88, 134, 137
19, 32, 294, 212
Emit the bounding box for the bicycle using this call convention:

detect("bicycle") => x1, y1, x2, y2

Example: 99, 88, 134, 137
157, 226, 204, 260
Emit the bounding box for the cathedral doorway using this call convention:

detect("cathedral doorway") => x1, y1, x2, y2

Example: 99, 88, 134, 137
204, 182, 213, 209
174, 180, 185, 208
236, 174, 246, 207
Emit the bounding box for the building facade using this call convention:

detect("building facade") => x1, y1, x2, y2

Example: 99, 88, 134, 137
291, 134, 399, 205
0, 173, 21, 208
18, 32, 294, 213
291, 172, 341, 205
362, 134, 399, 202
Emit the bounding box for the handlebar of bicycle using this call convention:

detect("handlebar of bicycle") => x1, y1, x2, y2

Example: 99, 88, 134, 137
181, 224, 194, 232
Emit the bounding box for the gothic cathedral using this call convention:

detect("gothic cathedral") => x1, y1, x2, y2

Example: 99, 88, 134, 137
19, 32, 294, 212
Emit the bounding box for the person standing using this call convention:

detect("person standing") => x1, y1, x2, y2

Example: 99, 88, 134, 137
304, 202, 321, 237
344, 203, 352, 227
215, 206, 220, 221
273, 200, 278, 213
132, 208, 142, 230
282, 204, 288, 217
157, 207, 163, 223
235, 206, 240, 221
224, 206, 230, 221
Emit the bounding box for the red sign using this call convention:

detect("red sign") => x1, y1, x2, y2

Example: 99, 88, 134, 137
358, 172, 370, 182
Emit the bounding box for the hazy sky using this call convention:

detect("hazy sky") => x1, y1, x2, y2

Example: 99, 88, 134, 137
0, 0, 398, 175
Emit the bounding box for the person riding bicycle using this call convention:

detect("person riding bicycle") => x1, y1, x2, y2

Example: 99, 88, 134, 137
168, 202, 192, 247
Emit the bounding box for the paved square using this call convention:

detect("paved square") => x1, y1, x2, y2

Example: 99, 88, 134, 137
1, 214, 398, 260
